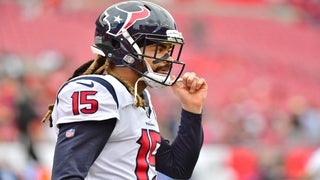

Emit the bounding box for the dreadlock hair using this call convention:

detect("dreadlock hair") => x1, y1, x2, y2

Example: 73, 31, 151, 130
41, 55, 146, 127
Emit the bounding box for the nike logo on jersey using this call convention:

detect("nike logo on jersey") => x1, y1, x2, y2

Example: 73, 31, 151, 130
76, 81, 94, 88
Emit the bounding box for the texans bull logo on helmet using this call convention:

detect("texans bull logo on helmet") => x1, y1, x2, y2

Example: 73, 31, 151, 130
99, 3, 151, 36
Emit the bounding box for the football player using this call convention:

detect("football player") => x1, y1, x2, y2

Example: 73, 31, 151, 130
42, 1, 208, 179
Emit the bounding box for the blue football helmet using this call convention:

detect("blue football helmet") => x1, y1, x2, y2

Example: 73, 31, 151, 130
91, 1, 185, 88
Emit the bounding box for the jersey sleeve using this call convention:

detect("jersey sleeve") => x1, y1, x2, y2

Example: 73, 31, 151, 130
52, 76, 119, 128
52, 118, 116, 179
155, 109, 203, 179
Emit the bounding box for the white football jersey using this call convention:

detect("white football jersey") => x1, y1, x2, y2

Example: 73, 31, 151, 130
51, 74, 161, 180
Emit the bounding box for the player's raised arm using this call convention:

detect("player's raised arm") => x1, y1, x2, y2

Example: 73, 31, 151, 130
154, 73, 207, 179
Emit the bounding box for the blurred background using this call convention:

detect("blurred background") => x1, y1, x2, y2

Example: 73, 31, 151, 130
1, 0, 320, 179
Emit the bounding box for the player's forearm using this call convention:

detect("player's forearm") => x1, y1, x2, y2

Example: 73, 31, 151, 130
172, 109, 204, 169
156, 109, 203, 179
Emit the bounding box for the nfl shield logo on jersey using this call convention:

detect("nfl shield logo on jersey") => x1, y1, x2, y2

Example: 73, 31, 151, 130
66, 128, 76, 138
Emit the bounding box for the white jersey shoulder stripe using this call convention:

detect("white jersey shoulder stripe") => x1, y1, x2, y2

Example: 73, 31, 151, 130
56, 75, 119, 108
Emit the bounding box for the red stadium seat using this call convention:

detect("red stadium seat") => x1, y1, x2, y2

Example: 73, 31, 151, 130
284, 147, 314, 179
227, 147, 258, 180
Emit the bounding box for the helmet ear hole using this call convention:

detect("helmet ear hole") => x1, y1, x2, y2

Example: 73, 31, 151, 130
96, 38, 120, 55
112, 39, 120, 49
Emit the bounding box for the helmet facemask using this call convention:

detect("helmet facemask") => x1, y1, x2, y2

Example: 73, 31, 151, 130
127, 30, 185, 89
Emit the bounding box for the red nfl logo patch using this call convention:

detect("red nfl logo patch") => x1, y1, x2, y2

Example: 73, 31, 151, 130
66, 128, 75, 138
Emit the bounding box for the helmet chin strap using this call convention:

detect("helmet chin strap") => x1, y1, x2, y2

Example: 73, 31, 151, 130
133, 62, 172, 105
142, 61, 173, 88
133, 77, 144, 105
